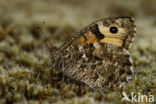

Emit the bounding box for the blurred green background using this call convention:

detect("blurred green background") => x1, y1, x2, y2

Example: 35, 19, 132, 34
0, 0, 156, 104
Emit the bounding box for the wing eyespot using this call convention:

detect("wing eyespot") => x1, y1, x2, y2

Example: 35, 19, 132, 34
110, 26, 118, 34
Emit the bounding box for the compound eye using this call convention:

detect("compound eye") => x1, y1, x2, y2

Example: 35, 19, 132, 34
110, 26, 118, 34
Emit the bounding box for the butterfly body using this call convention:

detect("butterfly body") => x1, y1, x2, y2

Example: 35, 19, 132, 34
50, 16, 136, 91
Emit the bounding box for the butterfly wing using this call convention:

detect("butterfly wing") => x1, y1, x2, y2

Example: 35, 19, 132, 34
52, 42, 133, 90
51, 16, 136, 90
57, 16, 136, 53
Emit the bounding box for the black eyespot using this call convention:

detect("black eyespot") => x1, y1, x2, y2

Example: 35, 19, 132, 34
110, 26, 118, 34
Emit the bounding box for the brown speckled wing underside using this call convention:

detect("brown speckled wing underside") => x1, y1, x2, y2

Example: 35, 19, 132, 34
50, 16, 136, 91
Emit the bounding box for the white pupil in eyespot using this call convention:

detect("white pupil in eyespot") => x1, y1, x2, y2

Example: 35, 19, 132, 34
110, 26, 118, 33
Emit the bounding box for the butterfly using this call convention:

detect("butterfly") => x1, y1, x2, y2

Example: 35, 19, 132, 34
49, 16, 136, 91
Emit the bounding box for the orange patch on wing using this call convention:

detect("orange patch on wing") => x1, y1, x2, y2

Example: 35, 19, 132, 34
75, 37, 85, 44
85, 35, 99, 43
75, 32, 99, 44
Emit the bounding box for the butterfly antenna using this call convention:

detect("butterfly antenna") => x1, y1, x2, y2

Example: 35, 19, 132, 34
36, 25, 54, 52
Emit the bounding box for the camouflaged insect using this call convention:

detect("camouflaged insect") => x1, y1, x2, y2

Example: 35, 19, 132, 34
49, 16, 136, 91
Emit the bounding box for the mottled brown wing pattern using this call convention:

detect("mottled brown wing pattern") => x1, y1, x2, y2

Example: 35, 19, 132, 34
52, 43, 133, 90
50, 16, 136, 91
